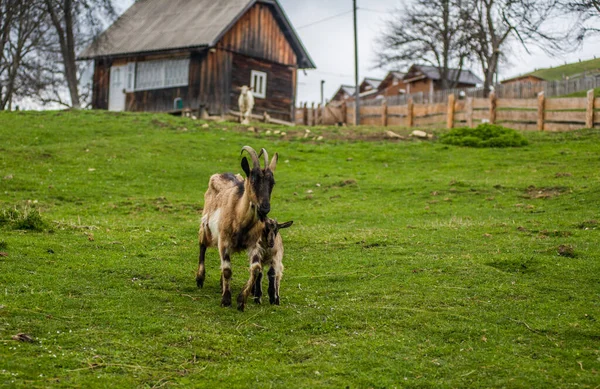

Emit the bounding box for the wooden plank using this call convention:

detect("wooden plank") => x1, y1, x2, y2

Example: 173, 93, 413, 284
360, 106, 382, 115
594, 111, 600, 125
382, 100, 388, 127
466, 97, 473, 128
454, 112, 466, 121
447, 94, 455, 129
537, 92, 545, 131
473, 98, 488, 109
497, 98, 537, 109
414, 103, 446, 116
544, 111, 586, 123
388, 105, 408, 115
507, 122, 539, 131
415, 115, 445, 126
454, 99, 466, 112
545, 97, 587, 110
543, 122, 587, 132
497, 110, 538, 122
586, 89, 594, 128
595, 97, 600, 107
407, 98, 414, 127
489, 91, 497, 124
387, 116, 407, 126
473, 110, 488, 120
361, 116, 381, 125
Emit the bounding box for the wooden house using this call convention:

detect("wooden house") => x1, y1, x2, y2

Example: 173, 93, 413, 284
329, 85, 356, 105
358, 78, 383, 99
500, 74, 545, 85
403, 65, 481, 95
378, 71, 406, 97
79, 0, 315, 121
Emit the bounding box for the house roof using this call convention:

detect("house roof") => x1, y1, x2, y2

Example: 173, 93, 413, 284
404, 65, 482, 86
500, 74, 546, 84
379, 71, 406, 89
79, 0, 315, 68
360, 78, 383, 90
331, 85, 356, 101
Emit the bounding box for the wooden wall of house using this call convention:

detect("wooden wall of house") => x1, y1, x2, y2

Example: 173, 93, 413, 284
92, 59, 110, 110
125, 87, 191, 112
196, 49, 233, 115
217, 2, 297, 67
407, 79, 433, 94
230, 53, 294, 121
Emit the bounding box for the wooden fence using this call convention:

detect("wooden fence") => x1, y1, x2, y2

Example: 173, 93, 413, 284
295, 90, 600, 131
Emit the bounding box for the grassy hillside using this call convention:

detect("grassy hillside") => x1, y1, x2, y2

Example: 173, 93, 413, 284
1, 111, 599, 388
530, 57, 600, 81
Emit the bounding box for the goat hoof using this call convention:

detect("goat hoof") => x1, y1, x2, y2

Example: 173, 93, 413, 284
221, 291, 232, 307
254, 296, 262, 304
236, 293, 246, 311
196, 272, 205, 288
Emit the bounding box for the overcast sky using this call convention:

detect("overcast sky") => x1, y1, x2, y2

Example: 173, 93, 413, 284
116, 0, 600, 104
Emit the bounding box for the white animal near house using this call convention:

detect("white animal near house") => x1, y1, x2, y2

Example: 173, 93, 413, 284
238, 85, 255, 125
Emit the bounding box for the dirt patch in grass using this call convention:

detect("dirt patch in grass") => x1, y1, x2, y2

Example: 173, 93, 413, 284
523, 186, 568, 199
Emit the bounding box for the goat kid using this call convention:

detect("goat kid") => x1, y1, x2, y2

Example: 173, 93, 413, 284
197, 146, 277, 307
237, 218, 293, 311
238, 85, 255, 125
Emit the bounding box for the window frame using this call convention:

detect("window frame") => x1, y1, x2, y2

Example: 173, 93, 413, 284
250, 70, 267, 99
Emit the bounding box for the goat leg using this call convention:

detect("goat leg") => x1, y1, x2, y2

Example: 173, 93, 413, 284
220, 246, 232, 307
196, 243, 207, 288
237, 255, 262, 311
253, 270, 263, 304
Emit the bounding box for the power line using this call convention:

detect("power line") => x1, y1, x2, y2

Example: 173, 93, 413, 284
296, 9, 353, 30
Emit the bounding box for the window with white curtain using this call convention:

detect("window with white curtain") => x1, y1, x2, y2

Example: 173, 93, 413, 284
135, 58, 189, 91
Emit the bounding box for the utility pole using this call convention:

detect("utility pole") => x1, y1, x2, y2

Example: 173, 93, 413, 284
353, 0, 360, 126
320, 80, 325, 106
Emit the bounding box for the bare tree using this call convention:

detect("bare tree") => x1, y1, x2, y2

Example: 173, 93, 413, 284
375, 0, 472, 89
462, 0, 568, 94
561, 0, 600, 40
0, 0, 49, 110
41, 0, 116, 108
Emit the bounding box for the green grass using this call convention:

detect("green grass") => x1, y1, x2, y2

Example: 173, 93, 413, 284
530, 57, 600, 81
558, 87, 600, 98
1, 110, 599, 388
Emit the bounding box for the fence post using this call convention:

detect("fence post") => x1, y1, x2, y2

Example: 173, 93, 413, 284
407, 98, 414, 127
317, 103, 322, 125
341, 101, 347, 125
586, 89, 595, 129
381, 99, 388, 127
537, 91, 545, 131
447, 93, 455, 129
311, 102, 316, 126
466, 97, 474, 128
489, 91, 497, 124
302, 102, 308, 125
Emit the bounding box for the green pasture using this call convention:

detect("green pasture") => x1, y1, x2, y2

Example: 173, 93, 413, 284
0, 111, 599, 388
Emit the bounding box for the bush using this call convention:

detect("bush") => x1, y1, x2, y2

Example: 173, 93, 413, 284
440, 124, 529, 148
0, 204, 47, 232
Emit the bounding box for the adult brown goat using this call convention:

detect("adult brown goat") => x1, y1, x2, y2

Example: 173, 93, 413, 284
196, 146, 278, 308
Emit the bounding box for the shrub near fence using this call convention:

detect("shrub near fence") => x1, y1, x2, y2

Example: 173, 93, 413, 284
296, 90, 600, 131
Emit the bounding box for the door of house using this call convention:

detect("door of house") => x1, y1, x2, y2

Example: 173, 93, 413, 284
108, 65, 127, 111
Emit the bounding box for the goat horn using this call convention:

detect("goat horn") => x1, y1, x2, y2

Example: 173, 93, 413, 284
241, 146, 260, 169
258, 148, 269, 168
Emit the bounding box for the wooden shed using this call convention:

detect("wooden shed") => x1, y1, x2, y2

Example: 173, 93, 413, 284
79, 0, 315, 121
403, 65, 482, 95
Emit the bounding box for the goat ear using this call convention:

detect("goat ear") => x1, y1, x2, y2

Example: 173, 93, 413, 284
269, 152, 278, 172
241, 156, 251, 177
278, 221, 293, 229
